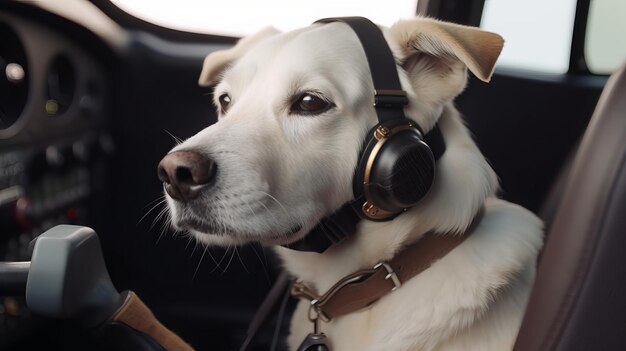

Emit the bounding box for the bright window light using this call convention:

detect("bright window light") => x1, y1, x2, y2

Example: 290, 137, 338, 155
586, 0, 626, 74
481, 0, 577, 74
111, 0, 419, 37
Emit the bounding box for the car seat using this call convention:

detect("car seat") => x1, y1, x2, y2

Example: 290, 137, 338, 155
513, 61, 626, 351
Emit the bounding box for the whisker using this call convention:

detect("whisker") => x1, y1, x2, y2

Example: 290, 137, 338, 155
184, 235, 194, 250
151, 206, 170, 233
150, 206, 176, 246
251, 243, 271, 286
210, 245, 232, 274
235, 247, 250, 274
223, 247, 237, 273
143, 195, 167, 209
138, 197, 167, 225
218, 245, 232, 267
255, 199, 285, 234
193, 243, 209, 280
260, 191, 289, 217
155, 214, 171, 246
244, 202, 257, 217
189, 237, 199, 256
163, 129, 184, 145
205, 247, 221, 270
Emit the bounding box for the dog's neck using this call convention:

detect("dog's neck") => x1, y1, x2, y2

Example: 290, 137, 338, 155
276, 103, 499, 292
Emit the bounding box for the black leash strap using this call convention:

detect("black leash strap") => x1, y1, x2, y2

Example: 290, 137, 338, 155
239, 271, 291, 351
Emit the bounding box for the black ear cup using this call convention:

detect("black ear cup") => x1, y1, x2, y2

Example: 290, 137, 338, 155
354, 119, 435, 220
369, 131, 435, 208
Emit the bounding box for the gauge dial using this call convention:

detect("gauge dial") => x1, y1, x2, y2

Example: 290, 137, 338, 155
0, 22, 29, 132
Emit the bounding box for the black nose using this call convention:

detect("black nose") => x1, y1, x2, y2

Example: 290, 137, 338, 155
157, 150, 216, 202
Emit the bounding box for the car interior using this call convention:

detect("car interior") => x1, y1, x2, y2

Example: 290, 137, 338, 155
0, 0, 624, 350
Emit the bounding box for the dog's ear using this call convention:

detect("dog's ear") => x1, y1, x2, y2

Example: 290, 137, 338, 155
198, 27, 280, 87
388, 18, 503, 103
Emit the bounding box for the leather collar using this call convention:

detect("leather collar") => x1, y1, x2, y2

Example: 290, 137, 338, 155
291, 207, 485, 321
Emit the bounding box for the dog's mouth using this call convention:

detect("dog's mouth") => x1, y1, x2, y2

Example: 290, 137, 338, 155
177, 215, 230, 235
174, 207, 304, 244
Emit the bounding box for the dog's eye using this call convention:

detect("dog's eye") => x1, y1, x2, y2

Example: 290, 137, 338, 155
291, 93, 333, 115
218, 93, 231, 113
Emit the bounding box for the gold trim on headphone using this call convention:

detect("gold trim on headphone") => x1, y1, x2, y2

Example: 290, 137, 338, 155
361, 121, 421, 220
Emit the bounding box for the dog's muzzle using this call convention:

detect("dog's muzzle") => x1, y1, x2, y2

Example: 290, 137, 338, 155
157, 150, 216, 202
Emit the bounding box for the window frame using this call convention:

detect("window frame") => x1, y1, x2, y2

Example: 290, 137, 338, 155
91, 0, 422, 45
89, 0, 238, 44
568, 0, 592, 74
93, 0, 603, 76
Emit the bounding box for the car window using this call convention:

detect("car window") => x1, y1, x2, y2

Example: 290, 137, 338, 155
480, 0, 577, 74
585, 0, 626, 74
110, 0, 419, 37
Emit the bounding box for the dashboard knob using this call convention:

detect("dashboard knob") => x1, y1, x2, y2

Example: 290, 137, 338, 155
5, 62, 25, 83
0, 186, 31, 233
45, 146, 64, 167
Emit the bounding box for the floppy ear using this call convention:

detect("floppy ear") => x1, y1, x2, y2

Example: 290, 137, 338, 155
198, 27, 280, 87
388, 18, 503, 103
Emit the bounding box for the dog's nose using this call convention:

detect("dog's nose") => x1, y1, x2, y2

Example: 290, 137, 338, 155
157, 150, 216, 202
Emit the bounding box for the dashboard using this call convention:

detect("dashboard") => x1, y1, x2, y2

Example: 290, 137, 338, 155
0, 3, 276, 350
0, 9, 114, 347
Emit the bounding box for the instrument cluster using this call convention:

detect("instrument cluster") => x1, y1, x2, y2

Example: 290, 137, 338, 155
0, 12, 108, 143
0, 11, 113, 348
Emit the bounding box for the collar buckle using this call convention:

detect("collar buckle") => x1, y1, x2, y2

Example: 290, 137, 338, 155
373, 262, 402, 291
309, 299, 332, 323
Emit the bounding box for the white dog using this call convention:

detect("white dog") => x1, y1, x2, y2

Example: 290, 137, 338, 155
159, 17, 543, 351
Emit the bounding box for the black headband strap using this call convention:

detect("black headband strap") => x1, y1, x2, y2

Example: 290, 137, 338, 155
315, 17, 409, 122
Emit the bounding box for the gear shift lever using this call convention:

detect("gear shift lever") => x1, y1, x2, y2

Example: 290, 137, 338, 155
26, 225, 123, 327
1, 225, 194, 351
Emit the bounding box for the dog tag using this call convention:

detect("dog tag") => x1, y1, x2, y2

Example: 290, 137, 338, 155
297, 333, 330, 351
298, 311, 331, 351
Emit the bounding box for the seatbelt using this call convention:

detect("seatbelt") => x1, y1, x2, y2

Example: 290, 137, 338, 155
239, 271, 291, 351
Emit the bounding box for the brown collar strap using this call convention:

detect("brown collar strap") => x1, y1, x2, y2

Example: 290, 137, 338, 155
291, 207, 485, 321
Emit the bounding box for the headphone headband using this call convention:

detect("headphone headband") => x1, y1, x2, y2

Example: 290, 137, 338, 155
315, 17, 409, 123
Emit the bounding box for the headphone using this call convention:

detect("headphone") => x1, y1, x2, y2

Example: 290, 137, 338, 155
354, 113, 436, 220
285, 17, 446, 252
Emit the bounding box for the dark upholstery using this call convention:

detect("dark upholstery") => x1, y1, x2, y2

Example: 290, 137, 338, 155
513, 62, 626, 351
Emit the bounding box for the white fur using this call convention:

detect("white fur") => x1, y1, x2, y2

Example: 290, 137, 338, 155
164, 17, 543, 351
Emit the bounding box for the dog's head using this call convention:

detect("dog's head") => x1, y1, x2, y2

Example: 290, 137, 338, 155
158, 18, 503, 247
